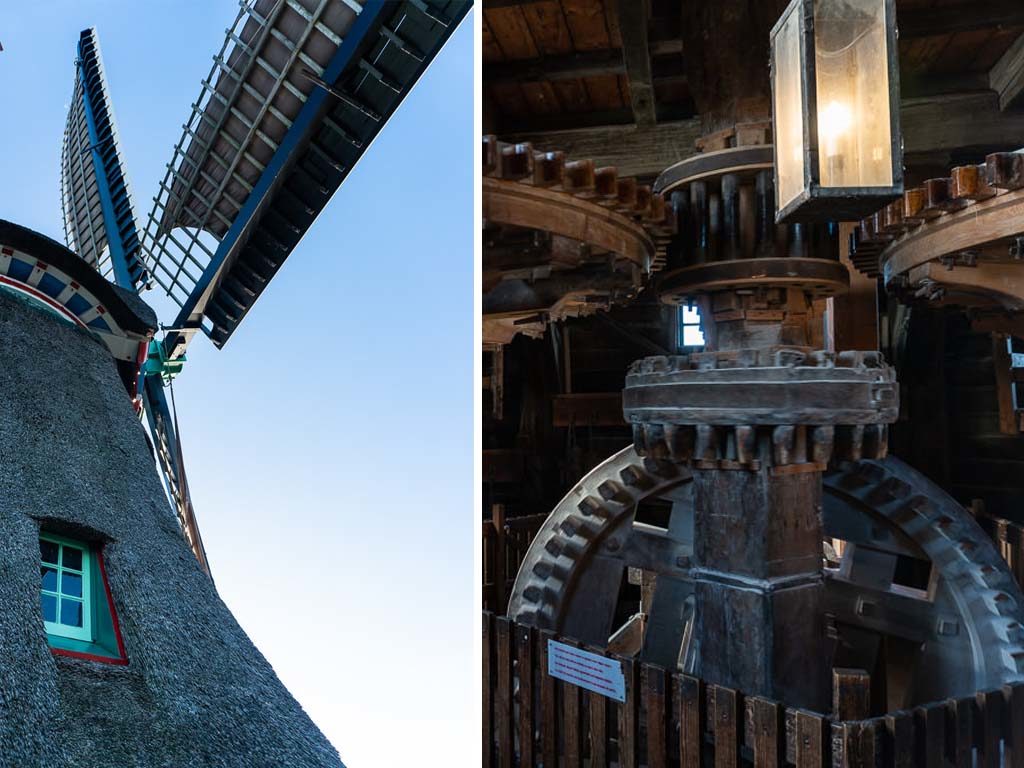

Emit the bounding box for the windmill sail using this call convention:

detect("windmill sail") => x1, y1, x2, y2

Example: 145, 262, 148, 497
61, 28, 147, 290
142, 0, 471, 358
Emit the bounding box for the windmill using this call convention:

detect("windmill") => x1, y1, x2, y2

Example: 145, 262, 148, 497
62, 1, 471, 572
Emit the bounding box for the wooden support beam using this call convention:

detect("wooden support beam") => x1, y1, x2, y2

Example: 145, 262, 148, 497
899, 91, 1024, 157
617, 0, 657, 128
506, 118, 703, 178
485, 50, 625, 85
990, 33, 1024, 112
898, 1, 1024, 39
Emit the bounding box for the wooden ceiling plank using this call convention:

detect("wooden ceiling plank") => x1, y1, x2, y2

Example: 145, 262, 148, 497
482, 14, 506, 62
990, 32, 1024, 111
487, 6, 542, 60
520, 1, 575, 55
561, 0, 613, 51
582, 73, 626, 111
616, 0, 657, 127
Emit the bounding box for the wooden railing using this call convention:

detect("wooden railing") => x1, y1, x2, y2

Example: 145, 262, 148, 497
484, 612, 1024, 768
482, 508, 546, 613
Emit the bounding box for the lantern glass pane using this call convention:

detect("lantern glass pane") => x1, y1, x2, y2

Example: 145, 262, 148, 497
773, 7, 806, 211
814, 0, 892, 189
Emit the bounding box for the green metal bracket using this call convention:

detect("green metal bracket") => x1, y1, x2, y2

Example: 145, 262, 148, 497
142, 339, 185, 384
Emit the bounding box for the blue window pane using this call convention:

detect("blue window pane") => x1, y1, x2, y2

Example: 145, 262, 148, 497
61, 572, 83, 598
41, 567, 58, 592
62, 546, 83, 572
60, 599, 83, 628
40, 540, 58, 565
41, 594, 57, 623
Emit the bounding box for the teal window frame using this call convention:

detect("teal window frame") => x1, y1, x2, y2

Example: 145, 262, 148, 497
39, 532, 127, 664
40, 533, 92, 642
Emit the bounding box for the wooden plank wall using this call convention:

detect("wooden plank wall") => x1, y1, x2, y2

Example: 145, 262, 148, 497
483, 612, 1024, 768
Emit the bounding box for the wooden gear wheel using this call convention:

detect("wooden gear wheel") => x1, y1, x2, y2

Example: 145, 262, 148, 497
508, 448, 1024, 710
482, 136, 676, 344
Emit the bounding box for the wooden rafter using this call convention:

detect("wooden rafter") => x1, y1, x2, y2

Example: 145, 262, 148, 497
616, 0, 656, 127
990, 32, 1024, 111
485, 50, 625, 84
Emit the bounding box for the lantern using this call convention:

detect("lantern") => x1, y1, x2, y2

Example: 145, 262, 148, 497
770, 0, 903, 223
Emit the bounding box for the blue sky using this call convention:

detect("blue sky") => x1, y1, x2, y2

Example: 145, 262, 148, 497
0, 3, 474, 765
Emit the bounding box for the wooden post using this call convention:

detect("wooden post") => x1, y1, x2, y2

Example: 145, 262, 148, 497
644, 664, 669, 768
495, 617, 514, 768
884, 710, 914, 768
562, 640, 583, 768
516, 624, 535, 768
492, 504, 507, 612
948, 696, 975, 768
751, 697, 784, 768
539, 632, 558, 767
483, 611, 494, 768
915, 702, 946, 768
832, 668, 871, 721
677, 674, 705, 768
994, 334, 1017, 435
976, 689, 1002, 768
794, 711, 826, 768
617, 656, 639, 768
588, 644, 609, 768
713, 686, 741, 768
1005, 683, 1024, 768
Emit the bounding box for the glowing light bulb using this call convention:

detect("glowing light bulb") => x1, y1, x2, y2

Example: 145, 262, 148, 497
818, 100, 852, 157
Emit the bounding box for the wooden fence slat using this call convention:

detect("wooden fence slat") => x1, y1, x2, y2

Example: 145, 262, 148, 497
1005, 683, 1024, 768
677, 674, 705, 768
496, 616, 514, 768
516, 623, 535, 768
885, 710, 914, 768
794, 711, 826, 768
915, 702, 946, 768
644, 664, 669, 768
713, 686, 741, 768
836, 719, 880, 768
617, 656, 640, 768
589, 687, 608, 768
539, 631, 558, 768
563, 639, 583, 768
977, 689, 1002, 768
752, 697, 784, 768
948, 696, 975, 768
483, 611, 494, 768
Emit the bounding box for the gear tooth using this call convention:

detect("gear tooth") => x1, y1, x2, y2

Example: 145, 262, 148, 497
632, 423, 647, 455
811, 425, 835, 464
523, 586, 542, 602
643, 423, 670, 459
578, 496, 612, 519
772, 425, 795, 466
544, 539, 564, 557
620, 465, 653, 489
597, 479, 629, 503
532, 561, 553, 579
665, 424, 695, 461
695, 424, 718, 461
735, 425, 756, 465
